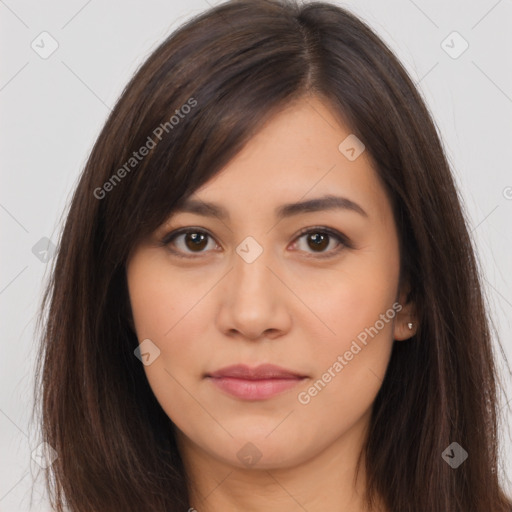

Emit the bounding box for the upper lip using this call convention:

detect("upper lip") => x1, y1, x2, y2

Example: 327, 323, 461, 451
206, 364, 307, 380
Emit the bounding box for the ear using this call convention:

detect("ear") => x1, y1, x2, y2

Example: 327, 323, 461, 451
393, 280, 417, 341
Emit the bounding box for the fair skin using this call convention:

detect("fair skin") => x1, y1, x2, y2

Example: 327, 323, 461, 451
126, 95, 416, 512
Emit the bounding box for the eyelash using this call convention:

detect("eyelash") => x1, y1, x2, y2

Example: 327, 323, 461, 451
159, 226, 351, 259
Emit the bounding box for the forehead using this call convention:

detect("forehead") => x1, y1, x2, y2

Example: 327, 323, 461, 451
178, 96, 391, 223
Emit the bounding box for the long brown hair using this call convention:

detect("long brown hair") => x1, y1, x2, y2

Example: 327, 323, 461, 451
32, 0, 512, 510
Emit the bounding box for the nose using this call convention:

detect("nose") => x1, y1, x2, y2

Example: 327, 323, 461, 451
215, 247, 292, 342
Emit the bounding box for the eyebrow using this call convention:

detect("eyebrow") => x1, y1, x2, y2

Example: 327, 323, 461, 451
172, 194, 368, 220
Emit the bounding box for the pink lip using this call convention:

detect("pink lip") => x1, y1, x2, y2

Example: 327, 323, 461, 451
205, 364, 307, 400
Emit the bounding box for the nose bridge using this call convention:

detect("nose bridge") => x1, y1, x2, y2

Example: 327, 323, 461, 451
231, 234, 276, 298
215, 233, 288, 338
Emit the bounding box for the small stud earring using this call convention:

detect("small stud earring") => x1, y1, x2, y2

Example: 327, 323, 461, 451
407, 322, 413, 330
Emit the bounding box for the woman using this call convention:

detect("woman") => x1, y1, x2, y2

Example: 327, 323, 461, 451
33, 0, 512, 510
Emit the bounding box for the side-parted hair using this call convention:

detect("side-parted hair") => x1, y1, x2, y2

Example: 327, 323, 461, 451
33, 0, 512, 510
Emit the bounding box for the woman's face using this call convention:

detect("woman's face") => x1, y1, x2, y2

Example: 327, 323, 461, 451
126, 95, 413, 471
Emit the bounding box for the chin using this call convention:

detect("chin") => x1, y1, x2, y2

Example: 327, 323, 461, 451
203, 429, 315, 470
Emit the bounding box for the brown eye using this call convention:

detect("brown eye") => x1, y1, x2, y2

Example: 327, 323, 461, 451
292, 227, 348, 257
183, 232, 209, 252
305, 232, 330, 252
162, 229, 217, 257
161, 226, 349, 259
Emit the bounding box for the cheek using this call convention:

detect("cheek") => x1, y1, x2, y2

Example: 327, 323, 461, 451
298, 256, 399, 352
293, 245, 400, 407
126, 255, 209, 425
127, 253, 205, 341
292, 286, 397, 445
127, 253, 218, 386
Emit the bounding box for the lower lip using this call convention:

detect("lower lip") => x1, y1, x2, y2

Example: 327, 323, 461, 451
207, 376, 305, 400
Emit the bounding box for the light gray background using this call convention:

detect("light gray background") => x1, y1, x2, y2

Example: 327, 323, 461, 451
1, 0, 511, 510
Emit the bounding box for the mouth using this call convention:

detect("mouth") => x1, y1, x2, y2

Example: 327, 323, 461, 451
205, 364, 308, 401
